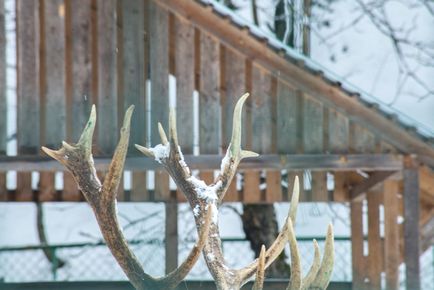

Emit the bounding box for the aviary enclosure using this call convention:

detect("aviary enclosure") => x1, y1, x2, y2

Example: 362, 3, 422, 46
1, 0, 434, 289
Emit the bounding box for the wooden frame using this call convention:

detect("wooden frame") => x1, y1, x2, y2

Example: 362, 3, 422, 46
0, 154, 404, 172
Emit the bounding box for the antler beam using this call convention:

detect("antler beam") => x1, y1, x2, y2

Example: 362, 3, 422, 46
136, 94, 313, 289
42, 106, 212, 290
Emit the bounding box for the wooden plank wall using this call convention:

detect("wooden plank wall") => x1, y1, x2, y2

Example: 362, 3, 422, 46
7, 0, 402, 203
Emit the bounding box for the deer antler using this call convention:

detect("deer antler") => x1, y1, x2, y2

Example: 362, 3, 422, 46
42, 105, 212, 290
251, 199, 334, 290
136, 94, 305, 289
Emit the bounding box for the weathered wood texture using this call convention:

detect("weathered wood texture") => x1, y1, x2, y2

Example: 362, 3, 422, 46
383, 179, 400, 290
403, 157, 421, 290
7, 0, 430, 207
0, 0, 6, 200
367, 189, 382, 289
16, 0, 40, 201
155, 0, 434, 167
121, 0, 147, 201
174, 13, 194, 202
221, 47, 245, 201
350, 200, 366, 290
198, 30, 220, 193
150, 1, 169, 201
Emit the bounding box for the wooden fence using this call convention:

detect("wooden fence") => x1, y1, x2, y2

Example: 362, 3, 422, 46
0, 0, 400, 202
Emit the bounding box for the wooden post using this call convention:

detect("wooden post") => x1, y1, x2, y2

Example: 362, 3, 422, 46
350, 199, 366, 290
403, 156, 420, 290
367, 189, 382, 289
383, 179, 400, 290
165, 201, 178, 273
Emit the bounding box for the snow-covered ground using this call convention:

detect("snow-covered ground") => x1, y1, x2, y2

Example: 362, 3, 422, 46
0, 202, 351, 281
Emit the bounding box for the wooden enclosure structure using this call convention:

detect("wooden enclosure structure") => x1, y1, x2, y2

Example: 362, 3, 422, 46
2, 0, 434, 289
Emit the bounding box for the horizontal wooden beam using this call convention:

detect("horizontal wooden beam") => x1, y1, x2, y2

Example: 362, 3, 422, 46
0, 154, 404, 172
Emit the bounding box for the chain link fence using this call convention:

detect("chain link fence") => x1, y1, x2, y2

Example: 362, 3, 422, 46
1, 238, 433, 289
0, 237, 351, 283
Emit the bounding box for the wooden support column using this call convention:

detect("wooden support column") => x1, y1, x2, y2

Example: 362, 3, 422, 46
367, 189, 382, 289
351, 199, 366, 290
383, 179, 400, 290
165, 201, 178, 273
403, 156, 420, 290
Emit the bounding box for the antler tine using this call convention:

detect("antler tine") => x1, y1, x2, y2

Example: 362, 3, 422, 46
158, 122, 169, 145
236, 177, 300, 287
309, 224, 334, 289
300, 240, 321, 290
215, 93, 258, 202
43, 106, 212, 290
252, 245, 266, 290
157, 207, 213, 289
168, 107, 179, 148
286, 219, 301, 290
101, 105, 134, 199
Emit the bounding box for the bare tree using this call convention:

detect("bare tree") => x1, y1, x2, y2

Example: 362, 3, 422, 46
42, 94, 334, 289
308, 0, 434, 101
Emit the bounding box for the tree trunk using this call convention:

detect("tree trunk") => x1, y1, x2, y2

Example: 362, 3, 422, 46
242, 204, 290, 278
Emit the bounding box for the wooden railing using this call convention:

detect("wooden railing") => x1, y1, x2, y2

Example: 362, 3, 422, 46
0, 0, 403, 202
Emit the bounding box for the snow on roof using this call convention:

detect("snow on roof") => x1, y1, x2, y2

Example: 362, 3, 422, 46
200, 0, 434, 140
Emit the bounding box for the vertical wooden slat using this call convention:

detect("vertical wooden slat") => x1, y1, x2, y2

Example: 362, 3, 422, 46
41, 0, 65, 149
39, 0, 66, 201
351, 200, 366, 290
70, 2, 92, 138
174, 14, 194, 202
97, 0, 118, 155
198, 31, 220, 188
165, 201, 178, 273
303, 95, 327, 201
64, 1, 93, 201
367, 189, 382, 289
221, 47, 245, 201
121, 0, 147, 201
350, 122, 376, 153
277, 81, 297, 154
277, 81, 298, 201
150, 1, 169, 201
265, 77, 281, 202
242, 60, 257, 202
403, 157, 420, 290
0, 0, 7, 200
328, 109, 349, 153
329, 116, 360, 201
96, 0, 124, 200
333, 172, 350, 201
247, 65, 271, 203
16, 0, 40, 201
383, 179, 400, 290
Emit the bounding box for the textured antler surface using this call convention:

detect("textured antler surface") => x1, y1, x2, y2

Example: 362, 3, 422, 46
137, 94, 306, 290
42, 106, 212, 290
250, 180, 334, 290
